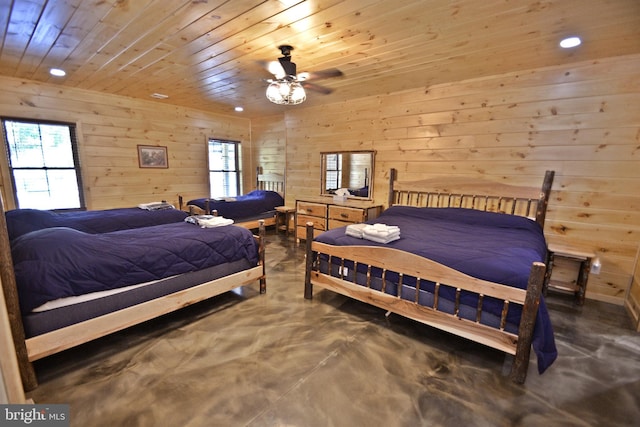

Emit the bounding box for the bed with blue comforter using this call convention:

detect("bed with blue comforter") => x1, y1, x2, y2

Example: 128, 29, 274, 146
186, 190, 284, 224
0, 201, 266, 389
13, 222, 259, 315
5, 207, 188, 241
304, 169, 556, 384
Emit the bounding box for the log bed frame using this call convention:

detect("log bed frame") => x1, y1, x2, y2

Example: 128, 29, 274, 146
304, 169, 554, 384
178, 167, 285, 229
0, 200, 267, 391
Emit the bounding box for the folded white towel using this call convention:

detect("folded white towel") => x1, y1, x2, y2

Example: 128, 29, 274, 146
198, 217, 234, 228
185, 215, 234, 228
362, 224, 400, 238
138, 201, 174, 210
345, 223, 401, 243
345, 223, 367, 238
362, 233, 400, 244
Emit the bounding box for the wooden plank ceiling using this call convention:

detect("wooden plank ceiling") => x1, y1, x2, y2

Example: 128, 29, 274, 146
1, 0, 639, 118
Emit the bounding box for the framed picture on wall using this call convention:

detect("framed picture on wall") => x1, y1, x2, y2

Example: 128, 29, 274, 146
138, 145, 168, 168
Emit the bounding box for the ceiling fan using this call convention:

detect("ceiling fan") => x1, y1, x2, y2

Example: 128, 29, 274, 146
264, 45, 343, 105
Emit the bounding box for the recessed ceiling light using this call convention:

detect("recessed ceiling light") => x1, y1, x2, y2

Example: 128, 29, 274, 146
560, 36, 581, 49
151, 93, 169, 99
234, 106, 244, 112
49, 68, 66, 77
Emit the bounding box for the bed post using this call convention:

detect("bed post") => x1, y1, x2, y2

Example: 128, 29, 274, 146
178, 195, 183, 211
535, 170, 555, 227
510, 261, 546, 384
258, 220, 266, 294
388, 168, 397, 208
0, 197, 38, 391
304, 222, 315, 299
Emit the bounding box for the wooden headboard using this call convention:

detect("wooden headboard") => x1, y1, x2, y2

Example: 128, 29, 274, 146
388, 169, 554, 227
256, 170, 285, 195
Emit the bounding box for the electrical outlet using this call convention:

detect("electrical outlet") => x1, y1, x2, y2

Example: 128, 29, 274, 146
590, 258, 601, 275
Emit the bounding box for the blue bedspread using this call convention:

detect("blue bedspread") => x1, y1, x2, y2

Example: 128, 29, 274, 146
6, 207, 188, 241
187, 190, 284, 219
12, 222, 258, 314
315, 206, 557, 374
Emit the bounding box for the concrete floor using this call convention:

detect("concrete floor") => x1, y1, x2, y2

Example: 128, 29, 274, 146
28, 231, 640, 426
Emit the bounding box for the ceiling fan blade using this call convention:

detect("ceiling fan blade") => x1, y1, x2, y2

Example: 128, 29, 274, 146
278, 56, 297, 77
298, 68, 343, 82
301, 81, 334, 95
257, 60, 285, 79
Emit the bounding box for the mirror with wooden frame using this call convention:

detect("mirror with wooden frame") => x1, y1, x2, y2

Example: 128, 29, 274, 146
321, 151, 375, 200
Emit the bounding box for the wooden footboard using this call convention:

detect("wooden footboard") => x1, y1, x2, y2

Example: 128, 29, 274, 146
303, 223, 546, 384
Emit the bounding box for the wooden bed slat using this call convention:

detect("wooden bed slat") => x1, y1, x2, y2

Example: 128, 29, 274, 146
309, 270, 520, 356
476, 295, 484, 323
310, 243, 529, 304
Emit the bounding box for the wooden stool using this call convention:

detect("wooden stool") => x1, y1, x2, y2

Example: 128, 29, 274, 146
544, 243, 596, 305
275, 206, 295, 236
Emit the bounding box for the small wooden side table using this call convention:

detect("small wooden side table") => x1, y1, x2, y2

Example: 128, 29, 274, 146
275, 206, 295, 236
544, 243, 596, 305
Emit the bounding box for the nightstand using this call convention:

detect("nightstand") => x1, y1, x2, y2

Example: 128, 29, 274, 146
544, 243, 596, 305
275, 206, 295, 236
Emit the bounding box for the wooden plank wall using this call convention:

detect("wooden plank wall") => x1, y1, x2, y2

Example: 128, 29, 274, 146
250, 115, 286, 179
0, 76, 252, 211
0, 54, 638, 307
282, 53, 640, 306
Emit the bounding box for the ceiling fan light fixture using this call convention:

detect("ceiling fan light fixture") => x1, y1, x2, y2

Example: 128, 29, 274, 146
266, 80, 306, 105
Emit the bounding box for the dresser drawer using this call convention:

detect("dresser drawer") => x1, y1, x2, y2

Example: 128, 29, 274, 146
297, 214, 327, 231
328, 205, 365, 223
297, 201, 327, 217
328, 219, 356, 229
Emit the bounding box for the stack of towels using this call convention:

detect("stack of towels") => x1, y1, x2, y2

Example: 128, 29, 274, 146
345, 223, 401, 244
138, 201, 174, 210
185, 215, 234, 228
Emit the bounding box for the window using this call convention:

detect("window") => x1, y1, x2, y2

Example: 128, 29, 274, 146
2, 118, 84, 210
208, 139, 241, 197
324, 153, 342, 190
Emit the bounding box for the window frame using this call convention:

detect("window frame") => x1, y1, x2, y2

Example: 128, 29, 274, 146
207, 138, 241, 198
1, 117, 86, 211
324, 153, 342, 191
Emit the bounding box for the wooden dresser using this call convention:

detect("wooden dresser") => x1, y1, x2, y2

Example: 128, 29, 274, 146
295, 198, 383, 240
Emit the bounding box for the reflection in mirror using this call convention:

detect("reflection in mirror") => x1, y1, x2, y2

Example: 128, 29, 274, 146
321, 151, 375, 199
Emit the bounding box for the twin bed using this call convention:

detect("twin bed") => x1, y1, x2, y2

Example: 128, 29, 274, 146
304, 169, 556, 383
178, 171, 285, 229
1, 203, 266, 391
